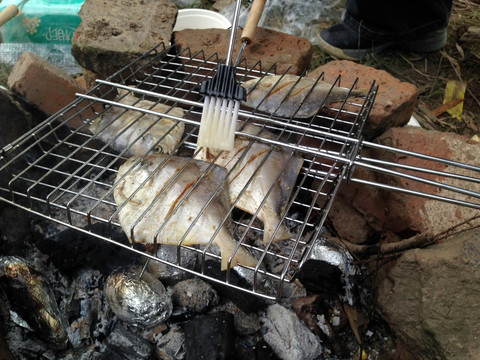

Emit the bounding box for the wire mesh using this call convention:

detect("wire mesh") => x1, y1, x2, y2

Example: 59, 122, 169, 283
1, 42, 479, 299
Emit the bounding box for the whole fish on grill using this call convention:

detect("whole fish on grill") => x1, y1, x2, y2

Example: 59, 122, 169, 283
89, 89, 185, 156
242, 74, 366, 118
196, 123, 304, 244
113, 154, 257, 270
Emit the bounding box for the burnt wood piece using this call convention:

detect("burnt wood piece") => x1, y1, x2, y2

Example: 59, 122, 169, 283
183, 312, 235, 360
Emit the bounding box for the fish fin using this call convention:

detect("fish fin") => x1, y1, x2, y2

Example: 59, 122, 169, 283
263, 221, 292, 244
216, 240, 257, 271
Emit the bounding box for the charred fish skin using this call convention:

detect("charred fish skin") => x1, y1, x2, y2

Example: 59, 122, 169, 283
196, 124, 304, 244
113, 154, 257, 270
89, 89, 185, 157
242, 74, 366, 118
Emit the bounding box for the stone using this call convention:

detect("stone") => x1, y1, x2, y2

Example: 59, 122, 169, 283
309, 60, 418, 140
377, 228, 480, 359
173, 27, 313, 75
72, 0, 178, 79
204, 260, 265, 313
7, 51, 91, 129
261, 303, 323, 360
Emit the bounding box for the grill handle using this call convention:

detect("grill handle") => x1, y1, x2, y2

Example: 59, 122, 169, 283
240, 0, 266, 45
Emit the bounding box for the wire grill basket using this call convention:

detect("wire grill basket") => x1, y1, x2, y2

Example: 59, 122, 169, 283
1, 43, 479, 299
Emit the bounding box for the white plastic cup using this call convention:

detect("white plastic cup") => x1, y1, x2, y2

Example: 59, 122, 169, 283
173, 8, 231, 31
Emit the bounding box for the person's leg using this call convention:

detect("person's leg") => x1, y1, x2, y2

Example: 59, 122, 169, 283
318, 0, 453, 60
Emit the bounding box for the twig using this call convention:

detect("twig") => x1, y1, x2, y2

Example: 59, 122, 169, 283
432, 98, 464, 117
330, 214, 480, 257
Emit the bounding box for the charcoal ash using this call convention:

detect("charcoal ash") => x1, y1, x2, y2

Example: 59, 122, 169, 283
155, 324, 185, 360
261, 303, 323, 360
101, 322, 154, 360
170, 278, 219, 313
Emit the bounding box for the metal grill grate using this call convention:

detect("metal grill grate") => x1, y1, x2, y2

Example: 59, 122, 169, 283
1, 43, 479, 299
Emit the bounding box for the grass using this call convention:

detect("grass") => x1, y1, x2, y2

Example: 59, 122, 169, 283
309, 0, 480, 137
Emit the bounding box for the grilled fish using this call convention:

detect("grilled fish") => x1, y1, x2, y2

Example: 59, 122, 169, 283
113, 154, 257, 270
90, 89, 184, 156
242, 74, 366, 118
196, 124, 304, 244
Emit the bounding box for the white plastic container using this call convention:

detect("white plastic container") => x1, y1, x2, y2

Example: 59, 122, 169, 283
173, 8, 231, 31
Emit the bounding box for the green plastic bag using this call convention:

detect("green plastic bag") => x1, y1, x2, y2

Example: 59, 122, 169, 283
0, 0, 84, 44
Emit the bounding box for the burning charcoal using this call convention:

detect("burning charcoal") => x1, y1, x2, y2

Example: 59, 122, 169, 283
156, 324, 185, 360
296, 237, 358, 305
146, 245, 197, 285
0, 256, 69, 350
211, 300, 261, 336
171, 278, 219, 313
261, 304, 323, 360
105, 265, 172, 327
204, 260, 265, 313
183, 312, 235, 360
101, 323, 154, 360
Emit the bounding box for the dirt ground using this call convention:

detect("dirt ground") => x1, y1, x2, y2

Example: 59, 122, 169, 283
311, 0, 480, 138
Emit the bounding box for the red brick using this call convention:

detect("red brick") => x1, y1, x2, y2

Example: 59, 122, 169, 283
309, 61, 418, 140
334, 127, 480, 238
173, 27, 313, 75
7, 51, 91, 129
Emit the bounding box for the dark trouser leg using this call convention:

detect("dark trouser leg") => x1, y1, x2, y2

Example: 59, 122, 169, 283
344, 0, 453, 41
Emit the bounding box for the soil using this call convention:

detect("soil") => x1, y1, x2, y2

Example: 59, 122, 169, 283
311, 0, 480, 138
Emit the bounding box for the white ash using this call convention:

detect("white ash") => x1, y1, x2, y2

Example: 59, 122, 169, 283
261, 303, 323, 360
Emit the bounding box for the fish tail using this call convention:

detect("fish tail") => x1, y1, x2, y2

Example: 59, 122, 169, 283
263, 221, 292, 244
216, 237, 257, 270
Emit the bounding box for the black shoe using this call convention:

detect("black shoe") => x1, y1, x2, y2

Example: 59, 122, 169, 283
318, 23, 447, 61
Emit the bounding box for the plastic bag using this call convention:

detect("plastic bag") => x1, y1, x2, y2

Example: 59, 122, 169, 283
219, 0, 344, 45
0, 0, 84, 44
